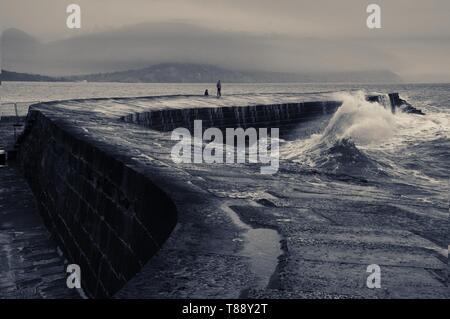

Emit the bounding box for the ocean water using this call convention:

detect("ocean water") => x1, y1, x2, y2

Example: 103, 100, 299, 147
2, 81, 449, 244
281, 89, 449, 227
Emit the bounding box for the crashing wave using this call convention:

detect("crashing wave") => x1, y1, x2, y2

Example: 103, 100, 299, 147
282, 91, 396, 176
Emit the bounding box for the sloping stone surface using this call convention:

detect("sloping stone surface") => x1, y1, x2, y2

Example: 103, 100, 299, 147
7, 94, 449, 299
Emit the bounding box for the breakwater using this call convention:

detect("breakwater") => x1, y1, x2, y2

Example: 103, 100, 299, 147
10, 92, 440, 299
17, 110, 178, 298
16, 96, 345, 298
121, 101, 342, 133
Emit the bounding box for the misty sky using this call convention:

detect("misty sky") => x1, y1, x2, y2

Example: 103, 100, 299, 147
2, 0, 450, 81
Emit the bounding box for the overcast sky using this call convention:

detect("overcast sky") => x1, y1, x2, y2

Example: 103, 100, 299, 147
3, 0, 450, 39
2, 0, 450, 80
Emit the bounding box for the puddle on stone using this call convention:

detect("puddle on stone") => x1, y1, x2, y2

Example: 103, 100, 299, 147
242, 228, 282, 288
221, 204, 282, 289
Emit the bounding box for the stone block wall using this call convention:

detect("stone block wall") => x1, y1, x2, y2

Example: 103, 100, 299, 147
17, 110, 178, 298
122, 101, 342, 133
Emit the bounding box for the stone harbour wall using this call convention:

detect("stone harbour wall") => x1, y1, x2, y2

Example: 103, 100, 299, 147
17, 110, 178, 298
121, 101, 343, 133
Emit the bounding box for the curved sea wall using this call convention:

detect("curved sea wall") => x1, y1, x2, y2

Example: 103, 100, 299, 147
17, 109, 178, 298
120, 93, 421, 133
14, 93, 415, 298
11, 92, 443, 299
16, 98, 344, 298
122, 101, 342, 132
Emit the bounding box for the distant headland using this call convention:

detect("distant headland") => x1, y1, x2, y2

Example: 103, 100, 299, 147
0, 63, 403, 84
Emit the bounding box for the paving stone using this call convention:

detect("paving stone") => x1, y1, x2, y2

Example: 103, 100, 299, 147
0, 165, 79, 299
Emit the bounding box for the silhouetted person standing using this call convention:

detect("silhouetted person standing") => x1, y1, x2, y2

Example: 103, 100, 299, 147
216, 80, 222, 98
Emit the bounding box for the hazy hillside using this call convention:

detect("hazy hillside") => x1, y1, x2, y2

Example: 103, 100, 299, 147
68, 63, 402, 83
1, 64, 402, 83
0, 70, 63, 82
68, 64, 250, 83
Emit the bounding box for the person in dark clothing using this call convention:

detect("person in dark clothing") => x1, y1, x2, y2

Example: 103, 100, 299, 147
216, 80, 222, 98
204, 89, 209, 96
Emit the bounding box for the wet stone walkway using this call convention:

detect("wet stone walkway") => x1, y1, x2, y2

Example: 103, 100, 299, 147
0, 120, 78, 299
0, 165, 79, 299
